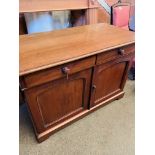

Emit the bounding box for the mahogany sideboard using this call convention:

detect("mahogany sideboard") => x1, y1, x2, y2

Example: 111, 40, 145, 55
19, 23, 135, 142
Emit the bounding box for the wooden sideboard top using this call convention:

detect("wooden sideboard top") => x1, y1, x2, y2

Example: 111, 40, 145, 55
20, 23, 135, 76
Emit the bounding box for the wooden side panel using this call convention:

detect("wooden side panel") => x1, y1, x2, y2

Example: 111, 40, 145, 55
24, 69, 92, 133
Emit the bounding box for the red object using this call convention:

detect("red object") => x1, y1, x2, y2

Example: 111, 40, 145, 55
112, 5, 130, 30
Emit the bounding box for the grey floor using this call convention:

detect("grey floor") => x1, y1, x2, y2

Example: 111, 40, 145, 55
19, 80, 135, 155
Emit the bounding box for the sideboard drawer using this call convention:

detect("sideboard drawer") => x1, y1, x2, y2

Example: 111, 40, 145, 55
22, 56, 96, 88
96, 44, 135, 65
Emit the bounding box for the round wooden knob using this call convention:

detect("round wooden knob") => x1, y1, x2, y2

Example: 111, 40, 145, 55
92, 85, 96, 89
61, 67, 70, 74
118, 49, 125, 55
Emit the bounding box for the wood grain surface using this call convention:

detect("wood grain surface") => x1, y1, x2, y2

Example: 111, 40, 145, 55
20, 23, 135, 76
20, 0, 98, 13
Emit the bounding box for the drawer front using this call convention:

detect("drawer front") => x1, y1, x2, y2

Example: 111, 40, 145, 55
22, 56, 96, 88
96, 44, 135, 65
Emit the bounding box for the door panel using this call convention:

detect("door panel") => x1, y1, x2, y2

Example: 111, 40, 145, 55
25, 69, 92, 133
37, 78, 84, 127
90, 59, 130, 107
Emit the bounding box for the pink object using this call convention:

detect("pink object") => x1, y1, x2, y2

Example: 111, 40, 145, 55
113, 5, 130, 30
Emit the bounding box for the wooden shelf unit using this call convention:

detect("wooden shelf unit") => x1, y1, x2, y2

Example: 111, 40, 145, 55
19, 0, 99, 35
20, 0, 99, 13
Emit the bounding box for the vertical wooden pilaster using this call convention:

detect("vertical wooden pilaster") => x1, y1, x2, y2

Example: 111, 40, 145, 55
86, 0, 99, 24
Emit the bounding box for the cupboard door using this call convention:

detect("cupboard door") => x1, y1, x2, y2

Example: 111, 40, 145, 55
90, 57, 131, 107
24, 69, 92, 133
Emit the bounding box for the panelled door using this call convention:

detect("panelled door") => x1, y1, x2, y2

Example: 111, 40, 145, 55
90, 56, 132, 107
25, 69, 92, 133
